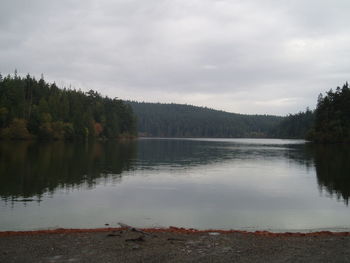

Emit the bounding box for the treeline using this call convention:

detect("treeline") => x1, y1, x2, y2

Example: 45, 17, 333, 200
127, 101, 283, 138
272, 109, 315, 139
272, 82, 350, 142
2, 71, 348, 142
0, 73, 136, 140
128, 81, 350, 142
307, 82, 350, 143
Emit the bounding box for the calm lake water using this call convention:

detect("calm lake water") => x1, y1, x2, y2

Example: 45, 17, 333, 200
1, 138, 350, 232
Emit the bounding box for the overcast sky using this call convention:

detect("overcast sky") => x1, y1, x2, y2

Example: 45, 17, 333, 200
1, 0, 350, 115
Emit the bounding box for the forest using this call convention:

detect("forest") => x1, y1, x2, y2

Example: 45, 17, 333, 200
307, 82, 350, 143
1, 72, 349, 142
127, 82, 350, 142
272, 109, 314, 139
0, 73, 136, 140
270, 82, 350, 142
127, 101, 283, 138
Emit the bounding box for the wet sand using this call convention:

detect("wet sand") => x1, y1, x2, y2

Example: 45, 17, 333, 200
1, 227, 350, 262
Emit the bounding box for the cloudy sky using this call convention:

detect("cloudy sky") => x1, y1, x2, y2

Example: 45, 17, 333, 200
1, 0, 350, 115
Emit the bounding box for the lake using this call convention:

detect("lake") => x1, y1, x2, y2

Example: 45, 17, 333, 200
1, 138, 350, 232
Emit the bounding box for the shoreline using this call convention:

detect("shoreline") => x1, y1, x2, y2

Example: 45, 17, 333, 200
2, 226, 350, 262
1, 226, 350, 237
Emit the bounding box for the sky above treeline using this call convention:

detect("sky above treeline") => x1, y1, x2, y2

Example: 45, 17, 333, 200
1, 0, 350, 115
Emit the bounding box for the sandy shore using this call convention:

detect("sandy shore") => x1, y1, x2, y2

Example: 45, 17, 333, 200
1, 227, 350, 262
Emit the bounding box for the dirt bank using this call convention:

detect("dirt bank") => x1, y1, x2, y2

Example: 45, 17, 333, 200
1, 227, 350, 262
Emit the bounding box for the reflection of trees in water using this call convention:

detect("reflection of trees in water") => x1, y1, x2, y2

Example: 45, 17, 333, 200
280, 143, 350, 205
137, 139, 314, 167
138, 140, 350, 206
0, 141, 137, 202
255, 143, 350, 206
282, 144, 314, 169
136, 139, 232, 167
1, 139, 350, 206
311, 145, 350, 205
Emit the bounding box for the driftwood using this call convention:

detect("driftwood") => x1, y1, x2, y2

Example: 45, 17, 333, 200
106, 233, 121, 237
118, 222, 156, 237
125, 236, 145, 242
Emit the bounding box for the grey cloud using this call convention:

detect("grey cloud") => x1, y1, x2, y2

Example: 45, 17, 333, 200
1, 0, 350, 115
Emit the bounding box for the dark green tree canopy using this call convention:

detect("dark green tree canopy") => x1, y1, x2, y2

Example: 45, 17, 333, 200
0, 73, 136, 140
127, 101, 283, 138
2, 72, 347, 142
308, 82, 350, 143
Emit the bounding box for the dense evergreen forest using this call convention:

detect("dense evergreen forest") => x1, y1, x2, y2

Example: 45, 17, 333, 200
307, 82, 350, 143
272, 109, 315, 139
271, 82, 350, 142
127, 81, 350, 141
127, 101, 283, 138
0, 73, 136, 140
1, 71, 348, 142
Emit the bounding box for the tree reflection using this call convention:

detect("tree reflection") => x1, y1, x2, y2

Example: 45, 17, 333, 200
0, 140, 137, 202
1, 139, 350, 206
281, 143, 350, 205
311, 144, 350, 205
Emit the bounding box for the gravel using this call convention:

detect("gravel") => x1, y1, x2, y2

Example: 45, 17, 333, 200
1, 230, 350, 262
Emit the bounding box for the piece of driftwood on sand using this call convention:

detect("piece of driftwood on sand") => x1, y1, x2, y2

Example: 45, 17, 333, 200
118, 222, 157, 237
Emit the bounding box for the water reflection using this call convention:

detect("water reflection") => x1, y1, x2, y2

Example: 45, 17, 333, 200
311, 144, 350, 205
137, 139, 350, 206
1, 139, 350, 207
0, 141, 137, 202
136, 138, 311, 167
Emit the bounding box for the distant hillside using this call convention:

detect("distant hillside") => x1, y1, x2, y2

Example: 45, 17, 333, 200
126, 101, 283, 138
272, 109, 315, 139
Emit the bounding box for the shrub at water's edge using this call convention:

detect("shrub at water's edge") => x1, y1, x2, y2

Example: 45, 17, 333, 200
0, 73, 137, 140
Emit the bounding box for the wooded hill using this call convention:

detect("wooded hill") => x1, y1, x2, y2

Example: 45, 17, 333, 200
127, 82, 350, 142
126, 101, 284, 138
1, 72, 348, 142
0, 73, 136, 140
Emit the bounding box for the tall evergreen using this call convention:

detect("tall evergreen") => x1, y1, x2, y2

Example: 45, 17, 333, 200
0, 73, 136, 140
308, 82, 350, 143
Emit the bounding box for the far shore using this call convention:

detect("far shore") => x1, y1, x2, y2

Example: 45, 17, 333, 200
1, 226, 350, 237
